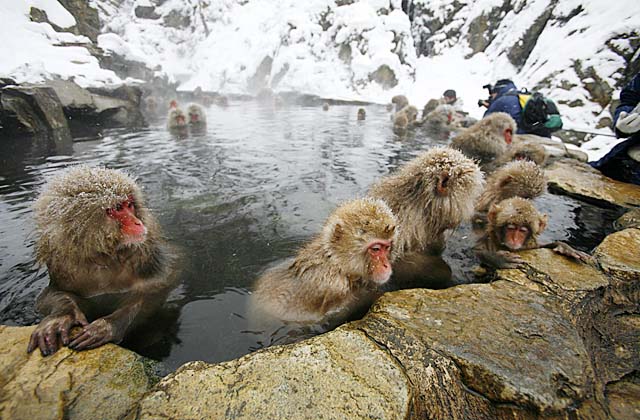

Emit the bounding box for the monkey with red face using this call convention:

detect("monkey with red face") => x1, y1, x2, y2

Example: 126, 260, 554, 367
475, 197, 592, 269
251, 198, 397, 323
27, 166, 177, 356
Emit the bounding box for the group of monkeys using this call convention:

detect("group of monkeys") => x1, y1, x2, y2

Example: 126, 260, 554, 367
166, 100, 208, 136
26, 95, 591, 358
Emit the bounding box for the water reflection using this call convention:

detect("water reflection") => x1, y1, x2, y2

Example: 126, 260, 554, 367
0, 101, 622, 368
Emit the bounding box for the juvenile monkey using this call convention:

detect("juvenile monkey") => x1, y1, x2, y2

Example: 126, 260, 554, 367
322, 102, 330, 111
27, 166, 177, 356
475, 197, 591, 269
450, 112, 517, 171
393, 105, 418, 131
357, 108, 366, 120
252, 198, 397, 323
422, 98, 441, 118
475, 160, 547, 213
391, 95, 409, 112
368, 147, 484, 257
167, 106, 188, 136
187, 104, 207, 131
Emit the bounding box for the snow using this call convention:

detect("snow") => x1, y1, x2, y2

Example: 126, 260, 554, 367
2, 0, 640, 156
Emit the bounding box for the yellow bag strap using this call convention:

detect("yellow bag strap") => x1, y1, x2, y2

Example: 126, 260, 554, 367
518, 94, 531, 109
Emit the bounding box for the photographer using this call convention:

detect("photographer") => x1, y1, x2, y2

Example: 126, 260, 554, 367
590, 72, 640, 185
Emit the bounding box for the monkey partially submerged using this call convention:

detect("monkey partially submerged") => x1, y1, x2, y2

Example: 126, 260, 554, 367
474, 160, 547, 214
450, 112, 517, 171
475, 197, 592, 269
187, 104, 207, 131
369, 147, 484, 257
252, 198, 397, 323
27, 166, 178, 356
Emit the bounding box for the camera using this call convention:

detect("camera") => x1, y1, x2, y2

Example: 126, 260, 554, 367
482, 83, 494, 93
477, 99, 487, 107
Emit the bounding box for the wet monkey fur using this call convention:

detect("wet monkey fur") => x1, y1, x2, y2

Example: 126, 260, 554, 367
27, 166, 177, 356
252, 198, 397, 323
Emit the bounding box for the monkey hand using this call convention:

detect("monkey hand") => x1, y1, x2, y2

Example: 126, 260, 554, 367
68, 318, 120, 351
495, 250, 526, 269
551, 242, 594, 264
616, 111, 640, 134
27, 309, 88, 356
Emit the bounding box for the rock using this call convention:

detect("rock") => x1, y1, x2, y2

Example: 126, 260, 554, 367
58, 0, 101, 42
615, 208, 640, 230
133, 328, 411, 419
163, 10, 191, 29
507, 4, 555, 69
466, 3, 512, 54
355, 284, 601, 417
594, 228, 640, 281
135, 5, 160, 20
546, 159, 640, 208
0, 325, 158, 420
0, 85, 71, 141
565, 147, 589, 162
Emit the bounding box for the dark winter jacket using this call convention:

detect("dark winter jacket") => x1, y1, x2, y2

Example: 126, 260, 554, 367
483, 81, 528, 135
590, 73, 640, 185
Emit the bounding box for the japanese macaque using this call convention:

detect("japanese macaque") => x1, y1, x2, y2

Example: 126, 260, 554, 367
393, 105, 418, 132
322, 102, 330, 111
357, 108, 366, 120
495, 141, 548, 167
386, 103, 393, 112
251, 198, 398, 323
450, 112, 517, 171
187, 104, 207, 131
368, 147, 484, 257
475, 160, 547, 213
422, 98, 440, 118
215, 95, 229, 107
391, 95, 409, 112
27, 166, 177, 356
475, 197, 592, 269
167, 108, 188, 136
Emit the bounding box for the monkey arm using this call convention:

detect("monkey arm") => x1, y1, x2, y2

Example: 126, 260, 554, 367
28, 286, 89, 356
474, 239, 525, 270
538, 241, 594, 263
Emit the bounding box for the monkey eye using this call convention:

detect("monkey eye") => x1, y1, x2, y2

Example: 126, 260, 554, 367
127, 201, 135, 209
115, 203, 123, 211
519, 226, 530, 233
371, 245, 381, 252
506, 224, 517, 230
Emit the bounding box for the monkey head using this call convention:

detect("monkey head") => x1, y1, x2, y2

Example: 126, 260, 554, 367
488, 197, 547, 251
357, 108, 366, 120
494, 160, 546, 201
34, 166, 153, 265
169, 100, 178, 109
510, 142, 547, 166
484, 112, 517, 145
187, 104, 205, 124
320, 198, 398, 285
169, 109, 187, 127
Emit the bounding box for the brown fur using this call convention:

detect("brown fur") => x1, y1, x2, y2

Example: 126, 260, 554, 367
483, 197, 547, 253
450, 112, 517, 170
187, 104, 207, 127
391, 95, 409, 112
393, 105, 418, 130
494, 142, 547, 167
252, 198, 397, 323
167, 108, 187, 131
368, 147, 484, 257
29, 166, 177, 355
422, 98, 440, 118
475, 160, 547, 213
357, 108, 366, 120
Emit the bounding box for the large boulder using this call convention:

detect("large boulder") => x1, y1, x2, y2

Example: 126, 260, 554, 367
0, 85, 71, 141
0, 326, 158, 420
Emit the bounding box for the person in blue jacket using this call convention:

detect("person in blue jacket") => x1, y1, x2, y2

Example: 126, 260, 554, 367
590, 73, 640, 185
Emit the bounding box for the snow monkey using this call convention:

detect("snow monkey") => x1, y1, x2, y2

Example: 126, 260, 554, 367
167, 105, 188, 136
474, 160, 547, 214
187, 104, 207, 130
252, 198, 397, 323
450, 112, 517, 171
27, 166, 178, 356
495, 141, 548, 167
322, 102, 330, 111
393, 105, 419, 132
474, 197, 592, 269
357, 108, 366, 121
391, 95, 409, 112
368, 147, 484, 257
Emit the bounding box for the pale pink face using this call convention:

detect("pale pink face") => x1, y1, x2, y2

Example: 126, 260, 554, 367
106, 195, 147, 244
367, 239, 393, 284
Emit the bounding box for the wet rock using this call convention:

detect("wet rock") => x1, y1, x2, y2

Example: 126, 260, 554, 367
133, 329, 411, 419
0, 325, 158, 420
546, 159, 640, 208
594, 228, 640, 281
0, 85, 71, 140
615, 208, 640, 230
355, 284, 600, 417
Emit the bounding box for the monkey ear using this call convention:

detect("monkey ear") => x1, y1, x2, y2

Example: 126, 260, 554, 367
331, 223, 344, 243
498, 175, 513, 188
487, 204, 499, 224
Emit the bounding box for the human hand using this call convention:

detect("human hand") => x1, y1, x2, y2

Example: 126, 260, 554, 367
616, 111, 640, 134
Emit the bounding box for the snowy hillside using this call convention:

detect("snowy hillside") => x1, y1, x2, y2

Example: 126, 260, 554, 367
1, 0, 639, 143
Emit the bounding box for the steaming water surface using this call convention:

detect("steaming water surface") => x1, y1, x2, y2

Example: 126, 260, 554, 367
0, 101, 621, 371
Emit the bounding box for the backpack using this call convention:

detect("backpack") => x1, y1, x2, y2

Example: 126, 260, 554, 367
517, 91, 563, 136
